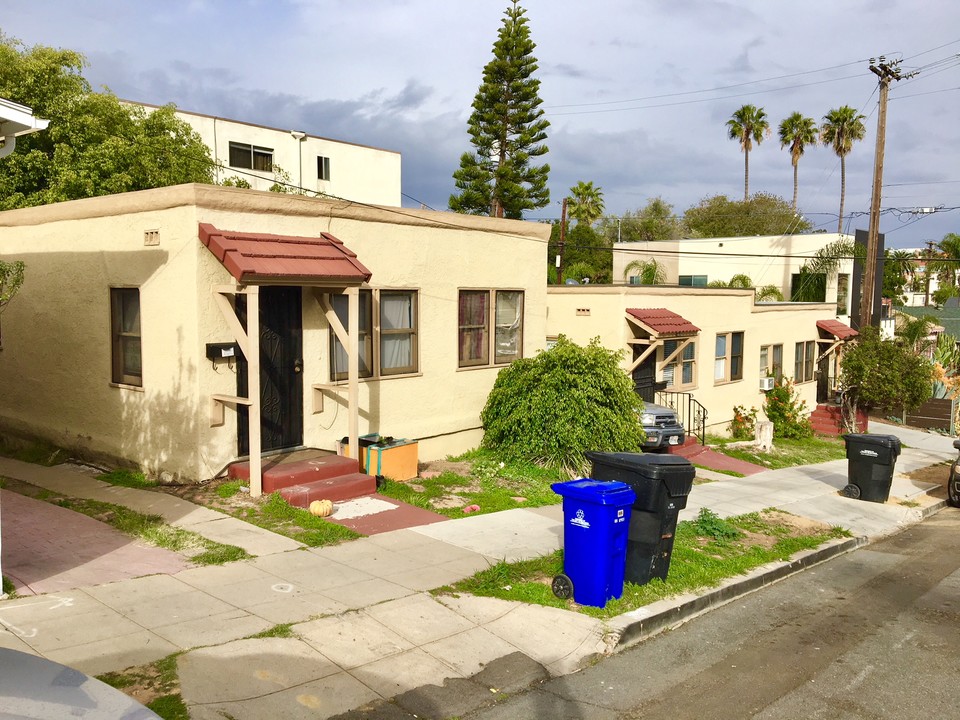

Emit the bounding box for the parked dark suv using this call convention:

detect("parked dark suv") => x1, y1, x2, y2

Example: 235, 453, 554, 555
641, 402, 686, 450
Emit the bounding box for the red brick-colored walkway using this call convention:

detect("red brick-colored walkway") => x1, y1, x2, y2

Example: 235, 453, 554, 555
669, 444, 768, 476
1, 489, 191, 596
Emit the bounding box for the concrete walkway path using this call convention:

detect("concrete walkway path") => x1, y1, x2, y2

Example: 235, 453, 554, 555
0, 436, 953, 719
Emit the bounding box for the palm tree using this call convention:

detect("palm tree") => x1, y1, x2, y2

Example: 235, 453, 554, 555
726, 105, 769, 201
821, 106, 866, 234
778, 112, 818, 210
756, 285, 784, 302
567, 181, 605, 227
623, 258, 665, 284
707, 274, 754, 289
929, 232, 960, 292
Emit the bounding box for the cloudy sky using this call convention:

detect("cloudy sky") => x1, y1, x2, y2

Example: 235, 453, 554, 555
5, 0, 959, 248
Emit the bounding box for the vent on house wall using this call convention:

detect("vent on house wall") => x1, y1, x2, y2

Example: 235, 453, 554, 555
143, 230, 160, 246
576, 308, 591, 316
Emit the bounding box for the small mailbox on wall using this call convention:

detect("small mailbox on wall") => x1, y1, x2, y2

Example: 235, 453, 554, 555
205, 342, 240, 361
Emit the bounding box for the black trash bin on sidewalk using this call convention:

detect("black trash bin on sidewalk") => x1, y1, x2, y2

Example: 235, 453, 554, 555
841, 434, 902, 502
586, 451, 696, 585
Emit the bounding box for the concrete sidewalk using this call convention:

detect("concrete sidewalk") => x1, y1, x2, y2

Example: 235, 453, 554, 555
0, 437, 953, 719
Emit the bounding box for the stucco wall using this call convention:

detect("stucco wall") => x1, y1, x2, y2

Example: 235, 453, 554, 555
546, 285, 833, 434
0, 185, 548, 479
613, 234, 854, 314
158, 105, 402, 205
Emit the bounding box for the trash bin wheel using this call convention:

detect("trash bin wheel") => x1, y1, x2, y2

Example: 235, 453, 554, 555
552, 574, 574, 600
840, 483, 861, 499
948, 463, 960, 508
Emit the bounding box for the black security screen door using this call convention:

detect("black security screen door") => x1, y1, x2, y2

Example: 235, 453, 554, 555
237, 286, 304, 455
632, 348, 664, 404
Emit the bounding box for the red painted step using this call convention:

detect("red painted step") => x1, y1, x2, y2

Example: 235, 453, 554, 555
229, 454, 362, 493
279, 472, 378, 508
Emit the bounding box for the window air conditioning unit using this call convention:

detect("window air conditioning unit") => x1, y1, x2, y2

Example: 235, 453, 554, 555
759, 377, 775, 391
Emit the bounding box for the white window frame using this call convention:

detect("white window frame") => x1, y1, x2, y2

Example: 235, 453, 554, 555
715, 331, 744, 384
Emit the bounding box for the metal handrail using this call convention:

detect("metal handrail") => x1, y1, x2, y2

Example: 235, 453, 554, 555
655, 390, 708, 446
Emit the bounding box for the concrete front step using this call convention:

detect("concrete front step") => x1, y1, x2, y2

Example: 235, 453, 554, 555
278, 472, 377, 507
228, 454, 362, 493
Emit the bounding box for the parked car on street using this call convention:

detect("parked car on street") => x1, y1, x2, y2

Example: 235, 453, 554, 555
641, 402, 685, 451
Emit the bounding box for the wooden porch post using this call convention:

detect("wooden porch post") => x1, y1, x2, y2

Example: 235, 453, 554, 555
347, 286, 359, 467
247, 286, 262, 498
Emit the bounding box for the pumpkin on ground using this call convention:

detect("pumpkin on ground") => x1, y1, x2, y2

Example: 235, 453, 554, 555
309, 499, 334, 517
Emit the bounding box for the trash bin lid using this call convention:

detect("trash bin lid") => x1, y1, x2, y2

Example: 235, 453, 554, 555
842, 434, 902, 453
586, 451, 695, 481
551, 479, 636, 505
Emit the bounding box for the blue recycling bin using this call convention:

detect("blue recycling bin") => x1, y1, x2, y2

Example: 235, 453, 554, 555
551, 479, 636, 608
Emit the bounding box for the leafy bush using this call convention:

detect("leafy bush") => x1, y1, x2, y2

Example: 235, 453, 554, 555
839, 325, 933, 431
480, 336, 645, 473
689, 508, 744, 542
728, 405, 758, 440
763, 379, 813, 439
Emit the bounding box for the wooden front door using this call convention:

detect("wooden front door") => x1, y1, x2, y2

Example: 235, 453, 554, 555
237, 286, 304, 454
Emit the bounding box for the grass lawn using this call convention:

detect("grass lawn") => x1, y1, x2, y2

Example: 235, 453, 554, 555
379, 448, 567, 518
710, 435, 847, 470
439, 508, 850, 619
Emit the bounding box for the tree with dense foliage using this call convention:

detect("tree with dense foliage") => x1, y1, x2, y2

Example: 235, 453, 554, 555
0, 33, 213, 209
838, 325, 933, 431
726, 104, 769, 201
547, 222, 611, 284
895, 313, 937, 355
601, 197, 686, 244
449, 1, 550, 219
481, 336, 645, 473
778, 112, 818, 210
821, 106, 866, 234
882, 249, 914, 303
683, 193, 811, 238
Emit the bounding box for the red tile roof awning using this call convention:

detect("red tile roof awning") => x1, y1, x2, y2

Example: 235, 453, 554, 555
817, 319, 858, 340
199, 223, 372, 285
626, 308, 700, 336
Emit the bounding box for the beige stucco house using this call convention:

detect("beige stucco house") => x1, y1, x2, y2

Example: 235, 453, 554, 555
0, 184, 548, 487
131, 102, 402, 205
546, 284, 855, 437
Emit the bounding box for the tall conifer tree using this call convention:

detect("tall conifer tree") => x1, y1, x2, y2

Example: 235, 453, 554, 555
449, 1, 550, 219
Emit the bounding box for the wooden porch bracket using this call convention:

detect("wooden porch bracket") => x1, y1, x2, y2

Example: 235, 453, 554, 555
210, 394, 252, 427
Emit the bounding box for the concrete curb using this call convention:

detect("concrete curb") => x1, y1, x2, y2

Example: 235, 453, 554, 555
603, 535, 867, 653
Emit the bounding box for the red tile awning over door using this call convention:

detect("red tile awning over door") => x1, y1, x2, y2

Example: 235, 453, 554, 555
816, 319, 858, 340
199, 223, 372, 285
626, 308, 700, 336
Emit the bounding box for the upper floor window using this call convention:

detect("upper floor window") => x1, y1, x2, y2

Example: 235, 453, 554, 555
111, 288, 142, 387
795, 340, 816, 383
458, 289, 524, 368
715, 331, 743, 383
228, 142, 273, 171
836, 273, 850, 315
661, 339, 696, 390
330, 289, 419, 381
318, 156, 331, 181
679, 275, 708, 287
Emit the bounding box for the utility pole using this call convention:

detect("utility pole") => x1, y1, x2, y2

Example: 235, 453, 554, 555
924, 239, 936, 307
860, 57, 915, 328
556, 197, 568, 284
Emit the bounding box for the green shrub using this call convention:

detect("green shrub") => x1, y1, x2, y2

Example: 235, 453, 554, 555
728, 405, 758, 440
763, 379, 813, 439
480, 336, 645, 473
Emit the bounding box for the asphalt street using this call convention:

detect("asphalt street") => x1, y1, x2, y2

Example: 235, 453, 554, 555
467, 508, 960, 720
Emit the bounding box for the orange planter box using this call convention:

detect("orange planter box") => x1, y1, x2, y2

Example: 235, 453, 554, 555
365, 440, 419, 482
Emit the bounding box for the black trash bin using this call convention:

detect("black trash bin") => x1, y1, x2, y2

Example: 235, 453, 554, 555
586, 451, 695, 585
841, 434, 902, 502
